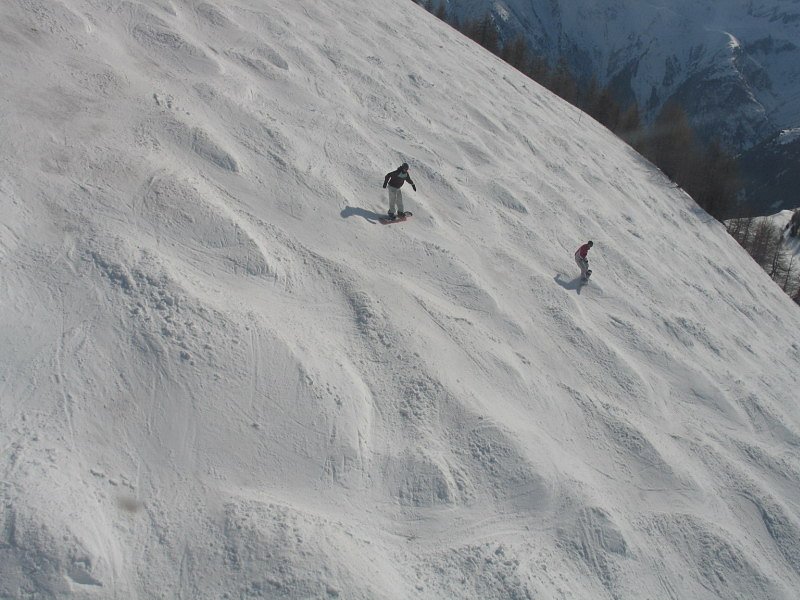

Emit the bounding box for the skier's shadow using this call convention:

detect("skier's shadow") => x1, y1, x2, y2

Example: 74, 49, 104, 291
554, 273, 586, 294
341, 206, 384, 223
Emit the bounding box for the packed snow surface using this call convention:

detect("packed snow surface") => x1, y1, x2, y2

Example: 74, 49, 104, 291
1, 1, 800, 598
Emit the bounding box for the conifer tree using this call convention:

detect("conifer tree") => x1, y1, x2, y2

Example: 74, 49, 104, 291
748, 218, 780, 269
593, 86, 621, 131
501, 35, 530, 72
781, 254, 799, 293
525, 54, 550, 83
644, 101, 695, 183
616, 103, 643, 148
727, 216, 755, 246
547, 57, 578, 104
465, 14, 499, 55
767, 235, 789, 280
580, 76, 601, 114
694, 140, 741, 219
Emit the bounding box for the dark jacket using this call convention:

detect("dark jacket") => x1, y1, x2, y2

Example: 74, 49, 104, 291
384, 168, 415, 190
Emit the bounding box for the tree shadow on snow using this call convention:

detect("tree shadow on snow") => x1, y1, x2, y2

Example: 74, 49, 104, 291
554, 273, 586, 294
341, 205, 385, 223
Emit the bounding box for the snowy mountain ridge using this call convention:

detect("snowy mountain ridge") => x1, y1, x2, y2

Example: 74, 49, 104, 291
778, 127, 800, 145
1, 0, 800, 598
449, 0, 800, 146
446, 0, 800, 211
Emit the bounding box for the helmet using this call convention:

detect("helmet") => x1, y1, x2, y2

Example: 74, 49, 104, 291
588, 241, 594, 247
400, 162, 409, 170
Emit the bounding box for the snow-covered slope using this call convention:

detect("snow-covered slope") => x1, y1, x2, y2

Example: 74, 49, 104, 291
2, 0, 800, 598
447, 0, 800, 212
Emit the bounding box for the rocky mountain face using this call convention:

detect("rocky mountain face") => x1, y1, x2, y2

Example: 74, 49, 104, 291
445, 0, 800, 214
740, 129, 800, 214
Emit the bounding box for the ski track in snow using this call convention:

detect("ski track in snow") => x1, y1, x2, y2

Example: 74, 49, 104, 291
1, 0, 799, 598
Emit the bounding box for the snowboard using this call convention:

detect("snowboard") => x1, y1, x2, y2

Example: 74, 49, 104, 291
379, 211, 413, 225
579, 270, 593, 284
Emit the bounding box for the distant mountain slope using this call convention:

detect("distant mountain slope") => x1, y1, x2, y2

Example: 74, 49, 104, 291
740, 129, 800, 214
1, 1, 799, 599
446, 0, 800, 213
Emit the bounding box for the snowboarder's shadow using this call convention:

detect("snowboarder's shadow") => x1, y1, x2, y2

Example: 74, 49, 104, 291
554, 273, 587, 294
341, 206, 385, 223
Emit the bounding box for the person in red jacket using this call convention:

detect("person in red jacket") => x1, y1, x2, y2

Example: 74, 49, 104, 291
383, 162, 416, 219
575, 241, 593, 281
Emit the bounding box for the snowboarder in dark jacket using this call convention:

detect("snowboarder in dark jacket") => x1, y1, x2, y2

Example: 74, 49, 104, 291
383, 162, 416, 219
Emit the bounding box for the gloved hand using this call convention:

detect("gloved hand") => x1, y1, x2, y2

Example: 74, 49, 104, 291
383, 184, 387, 189
412, 184, 417, 191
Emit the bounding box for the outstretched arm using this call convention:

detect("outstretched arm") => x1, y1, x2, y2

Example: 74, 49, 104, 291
408, 175, 416, 191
